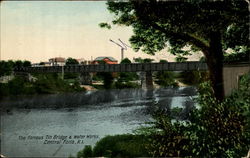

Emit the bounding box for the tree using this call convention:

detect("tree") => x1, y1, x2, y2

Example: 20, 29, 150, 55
39, 62, 45, 65
223, 46, 250, 63
119, 58, 138, 81
0, 61, 13, 76
155, 59, 178, 87
120, 58, 138, 80
23, 60, 31, 67
175, 56, 188, 62
66, 57, 79, 65
120, 57, 132, 64
101, 0, 249, 100
64, 58, 79, 79
134, 57, 154, 63
14, 60, 23, 68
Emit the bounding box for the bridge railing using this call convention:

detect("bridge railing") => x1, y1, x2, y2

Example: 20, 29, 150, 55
14, 61, 209, 73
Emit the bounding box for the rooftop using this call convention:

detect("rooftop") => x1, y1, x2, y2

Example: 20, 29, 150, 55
49, 57, 65, 62
94, 56, 117, 62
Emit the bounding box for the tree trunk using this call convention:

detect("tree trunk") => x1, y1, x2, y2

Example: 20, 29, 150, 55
206, 31, 225, 101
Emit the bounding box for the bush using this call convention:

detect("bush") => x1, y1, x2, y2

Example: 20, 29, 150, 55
77, 145, 93, 158
143, 111, 190, 157
1, 73, 84, 96
114, 81, 140, 89
155, 71, 178, 87
8, 76, 26, 95
64, 73, 79, 79
77, 134, 149, 157
143, 73, 250, 157
178, 70, 209, 86
0, 61, 13, 76
0, 83, 10, 97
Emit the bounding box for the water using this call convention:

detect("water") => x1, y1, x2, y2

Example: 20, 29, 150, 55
0, 87, 197, 157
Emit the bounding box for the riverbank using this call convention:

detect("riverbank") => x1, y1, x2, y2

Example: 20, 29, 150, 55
0, 74, 85, 98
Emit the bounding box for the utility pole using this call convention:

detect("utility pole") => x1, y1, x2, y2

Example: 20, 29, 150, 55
109, 39, 131, 62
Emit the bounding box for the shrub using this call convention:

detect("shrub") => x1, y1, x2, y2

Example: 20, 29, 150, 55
77, 145, 93, 158
88, 134, 149, 157
114, 81, 140, 89
178, 70, 209, 86
155, 71, 178, 87
144, 73, 250, 157
0, 83, 10, 97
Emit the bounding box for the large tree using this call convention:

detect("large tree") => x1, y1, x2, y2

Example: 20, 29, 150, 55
101, 0, 249, 100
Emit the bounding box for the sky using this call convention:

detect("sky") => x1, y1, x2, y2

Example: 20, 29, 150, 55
1, 1, 202, 63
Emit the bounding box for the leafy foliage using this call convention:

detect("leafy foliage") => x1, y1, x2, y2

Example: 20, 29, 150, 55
77, 134, 149, 158
114, 81, 140, 89
119, 58, 139, 82
95, 72, 114, 89
224, 46, 250, 63
155, 71, 178, 87
200, 46, 250, 62
0, 73, 84, 97
178, 70, 209, 86
23, 60, 31, 67
77, 145, 93, 158
175, 55, 188, 62
120, 58, 131, 64
64, 58, 80, 79
0, 60, 31, 76
14, 60, 23, 68
0, 61, 13, 76
133, 57, 154, 63
144, 73, 250, 157
99, 22, 111, 29
104, 0, 248, 54
66, 58, 79, 65
93, 58, 140, 89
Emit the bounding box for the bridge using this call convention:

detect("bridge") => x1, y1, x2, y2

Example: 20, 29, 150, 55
14, 61, 250, 96
14, 61, 208, 73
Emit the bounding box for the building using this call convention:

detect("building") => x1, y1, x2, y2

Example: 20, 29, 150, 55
49, 57, 66, 66
77, 58, 88, 65
91, 56, 118, 65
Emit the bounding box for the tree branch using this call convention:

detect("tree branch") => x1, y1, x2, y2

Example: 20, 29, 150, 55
149, 22, 210, 56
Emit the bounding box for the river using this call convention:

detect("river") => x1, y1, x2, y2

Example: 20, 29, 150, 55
0, 87, 197, 157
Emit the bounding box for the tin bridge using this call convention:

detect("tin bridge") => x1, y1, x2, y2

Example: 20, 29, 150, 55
14, 62, 250, 96
14, 61, 208, 73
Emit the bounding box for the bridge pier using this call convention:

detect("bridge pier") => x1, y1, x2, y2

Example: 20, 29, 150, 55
223, 64, 250, 96
146, 71, 153, 89
79, 72, 92, 85
140, 71, 153, 89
